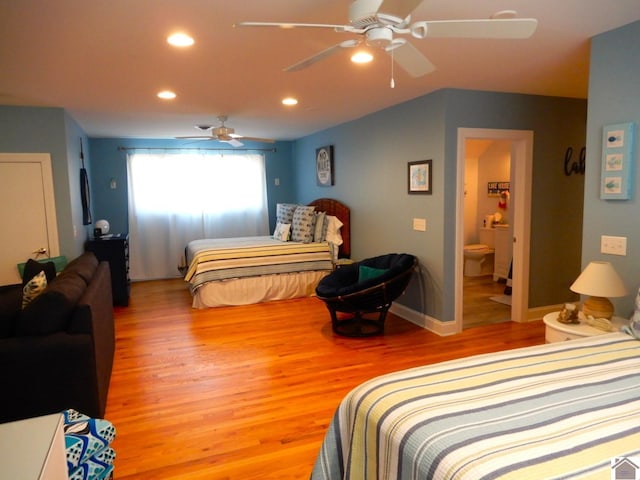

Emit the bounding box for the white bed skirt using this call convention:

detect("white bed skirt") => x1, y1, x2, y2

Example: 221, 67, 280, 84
191, 270, 330, 308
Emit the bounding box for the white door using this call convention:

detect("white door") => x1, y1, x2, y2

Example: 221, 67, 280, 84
0, 153, 59, 285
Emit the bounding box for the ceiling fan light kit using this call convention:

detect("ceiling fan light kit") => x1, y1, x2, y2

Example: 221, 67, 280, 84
238, 0, 538, 79
351, 51, 373, 64
365, 26, 393, 46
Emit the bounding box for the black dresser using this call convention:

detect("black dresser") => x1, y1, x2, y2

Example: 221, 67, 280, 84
86, 233, 130, 306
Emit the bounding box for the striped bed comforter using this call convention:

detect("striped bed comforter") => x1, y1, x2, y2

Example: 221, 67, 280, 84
184, 236, 333, 290
312, 332, 640, 480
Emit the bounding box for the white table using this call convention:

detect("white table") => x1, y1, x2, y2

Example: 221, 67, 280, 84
0, 413, 68, 479
543, 311, 627, 343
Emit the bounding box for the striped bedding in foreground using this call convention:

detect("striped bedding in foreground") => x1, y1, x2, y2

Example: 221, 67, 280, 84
184, 236, 333, 291
311, 332, 640, 480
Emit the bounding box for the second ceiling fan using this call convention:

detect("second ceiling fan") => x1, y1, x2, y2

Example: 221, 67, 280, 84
178, 115, 275, 147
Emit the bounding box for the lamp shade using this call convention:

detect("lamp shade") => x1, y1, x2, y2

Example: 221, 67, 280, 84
570, 261, 627, 298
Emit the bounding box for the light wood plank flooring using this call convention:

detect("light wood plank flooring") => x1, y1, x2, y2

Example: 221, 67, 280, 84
463, 274, 512, 329
106, 279, 544, 479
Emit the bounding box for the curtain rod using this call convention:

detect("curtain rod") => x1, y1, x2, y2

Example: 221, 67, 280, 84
117, 146, 277, 153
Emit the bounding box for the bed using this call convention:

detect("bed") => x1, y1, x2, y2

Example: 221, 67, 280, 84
311, 331, 640, 480
184, 198, 350, 308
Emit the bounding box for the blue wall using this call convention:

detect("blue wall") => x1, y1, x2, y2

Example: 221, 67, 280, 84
88, 138, 297, 236
583, 20, 640, 317
0, 105, 91, 258
293, 89, 587, 322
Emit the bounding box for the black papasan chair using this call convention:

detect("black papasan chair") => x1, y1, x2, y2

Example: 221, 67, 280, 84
315, 253, 417, 337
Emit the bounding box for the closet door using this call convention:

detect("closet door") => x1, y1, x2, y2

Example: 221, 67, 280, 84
0, 153, 59, 285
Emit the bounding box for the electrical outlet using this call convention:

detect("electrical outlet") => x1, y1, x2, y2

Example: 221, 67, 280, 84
601, 235, 627, 255
413, 218, 426, 231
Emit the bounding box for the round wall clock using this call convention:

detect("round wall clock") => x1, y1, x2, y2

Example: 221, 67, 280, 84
316, 146, 334, 186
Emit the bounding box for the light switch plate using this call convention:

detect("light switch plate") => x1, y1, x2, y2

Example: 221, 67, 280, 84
601, 235, 627, 255
413, 218, 426, 231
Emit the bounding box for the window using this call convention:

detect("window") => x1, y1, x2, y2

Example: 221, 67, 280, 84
127, 152, 268, 280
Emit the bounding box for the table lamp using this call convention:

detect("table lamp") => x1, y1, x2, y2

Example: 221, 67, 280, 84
570, 261, 627, 319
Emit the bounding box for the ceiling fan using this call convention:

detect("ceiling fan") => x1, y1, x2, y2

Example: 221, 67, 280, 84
237, 0, 537, 78
177, 115, 275, 147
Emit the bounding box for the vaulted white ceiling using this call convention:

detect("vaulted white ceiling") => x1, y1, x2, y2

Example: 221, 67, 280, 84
1, 1, 639, 141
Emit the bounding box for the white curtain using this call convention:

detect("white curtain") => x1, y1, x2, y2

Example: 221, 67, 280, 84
127, 152, 269, 280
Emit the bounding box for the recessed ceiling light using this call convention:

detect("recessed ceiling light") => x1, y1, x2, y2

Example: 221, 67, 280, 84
157, 90, 176, 99
351, 51, 373, 64
167, 32, 194, 47
282, 97, 298, 106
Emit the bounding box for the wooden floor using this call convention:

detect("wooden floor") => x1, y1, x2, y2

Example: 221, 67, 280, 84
463, 274, 512, 329
106, 279, 545, 479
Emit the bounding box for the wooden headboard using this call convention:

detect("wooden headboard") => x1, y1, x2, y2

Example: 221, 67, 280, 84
308, 198, 351, 259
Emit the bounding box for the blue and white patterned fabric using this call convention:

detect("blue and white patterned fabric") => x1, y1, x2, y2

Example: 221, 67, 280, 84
63, 409, 116, 480
291, 205, 316, 242
276, 203, 299, 224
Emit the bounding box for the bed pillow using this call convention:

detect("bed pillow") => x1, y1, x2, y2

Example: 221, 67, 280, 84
324, 215, 344, 247
273, 222, 291, 241
276, 203, 299, 225
313, 211, 327, 242
291, 205, 316, 243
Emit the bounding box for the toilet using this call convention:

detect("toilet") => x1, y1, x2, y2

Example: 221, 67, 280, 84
464, 228, 495, 276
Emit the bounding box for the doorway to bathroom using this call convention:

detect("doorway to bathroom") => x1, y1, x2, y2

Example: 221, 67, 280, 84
462, 139, 513, 328
454, 128, 533, 331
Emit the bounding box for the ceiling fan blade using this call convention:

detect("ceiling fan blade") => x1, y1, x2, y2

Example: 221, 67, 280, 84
236, 21, 355, 33
175, 135, 213, 139
412, 18, 538, 39
235, 136, 276, 144
387, 41, 435, 77
377, 0, 424, 19
221, 138, 244, 147
284, 39, 360, 72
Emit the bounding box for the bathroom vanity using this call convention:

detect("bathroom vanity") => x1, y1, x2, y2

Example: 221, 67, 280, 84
493, 225, 512, 281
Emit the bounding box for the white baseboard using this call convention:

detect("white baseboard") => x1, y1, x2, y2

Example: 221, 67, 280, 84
390, 303, 459, 336
526, 303, 565, 321
391, 302, 567, 335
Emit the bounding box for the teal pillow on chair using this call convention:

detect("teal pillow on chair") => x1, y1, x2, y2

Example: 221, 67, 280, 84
358, 265, 388, 283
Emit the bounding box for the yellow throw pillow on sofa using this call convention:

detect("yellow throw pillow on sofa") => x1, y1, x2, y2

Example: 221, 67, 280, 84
22, 270, 47, 309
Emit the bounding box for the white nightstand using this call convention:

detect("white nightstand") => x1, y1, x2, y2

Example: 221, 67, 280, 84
543, 311, 627, 343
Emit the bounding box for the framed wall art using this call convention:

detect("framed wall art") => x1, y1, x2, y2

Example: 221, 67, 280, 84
408, 159, 432, 194
600, 122, 636, 200
316, 145, 334, 187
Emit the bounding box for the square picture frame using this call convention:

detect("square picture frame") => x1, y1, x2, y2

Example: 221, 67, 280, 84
316, 145, 334, 187
408, 159, 432, 194
600, 122, 636, 200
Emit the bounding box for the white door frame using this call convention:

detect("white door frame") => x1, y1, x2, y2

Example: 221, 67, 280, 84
0, 153, 60, 257
455, 129, 533, 332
